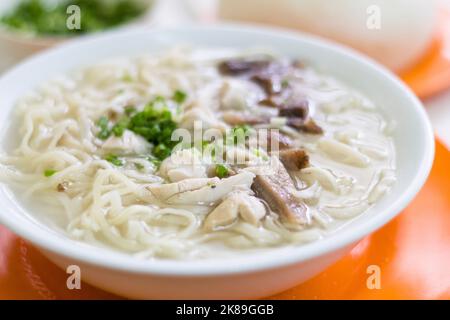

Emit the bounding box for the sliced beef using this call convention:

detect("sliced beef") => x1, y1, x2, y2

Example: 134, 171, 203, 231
277, 97, 323, 134
260, 91, 289, 108
279, 101, 309, 119
219, 59, 270, 76
278, 149, 309, 170
252, 159, 310, 225
218, 58, 323, 135
222, 111, 270, 126
251, 73, 283, 95
266, 130, 293, 151
287, 118, 323, 134
219, 58, 290, 94
252, 62, 291, 95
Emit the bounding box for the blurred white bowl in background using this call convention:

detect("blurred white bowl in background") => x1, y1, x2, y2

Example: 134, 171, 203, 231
218, 0, 439, 72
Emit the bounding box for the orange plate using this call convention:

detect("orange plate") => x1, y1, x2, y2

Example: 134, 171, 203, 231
0, 140, 449, 300
401, 7, 450, 99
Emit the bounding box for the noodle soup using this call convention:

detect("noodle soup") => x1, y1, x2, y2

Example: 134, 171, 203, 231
0, 48, 396, 259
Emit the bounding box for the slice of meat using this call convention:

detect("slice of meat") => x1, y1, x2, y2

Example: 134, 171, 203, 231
218, 58, 323, 135
219, 59, 270, 75
278, 149, 310, 170
251, 159, 310, 225
278, 98, 309, 119
222, 111, 269, 126
287, 118, 323, 134
251, 73, 283, 95
250, 62, 290, 95
266, 130, 293, 151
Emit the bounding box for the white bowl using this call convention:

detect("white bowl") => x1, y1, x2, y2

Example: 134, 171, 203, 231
0, 25, 434, 299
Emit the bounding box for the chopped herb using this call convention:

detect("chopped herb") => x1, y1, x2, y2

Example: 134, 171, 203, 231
153, 143, 172, 160
96, 116, 111, 140
173, 90, 187, 104
122, 74, 133, 82
202, 140, 211, 148
105, 154, 123, 166
146, 156, 161, 168
254, 148, 269, 161
215, 164, 229, 179
124, 106, 137, 117
111, 117, 129, 137
227, 125, 251, 145
134, 163, 145, 171
98, 96, 178, 161
281, 79, 289, 88
44, 169, 57, 177
127, 97, 177, 161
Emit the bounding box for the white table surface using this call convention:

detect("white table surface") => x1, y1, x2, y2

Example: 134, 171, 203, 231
1, 0, 449, 150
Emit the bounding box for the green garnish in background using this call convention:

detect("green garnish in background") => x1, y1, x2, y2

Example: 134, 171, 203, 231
0, 0, 148, 36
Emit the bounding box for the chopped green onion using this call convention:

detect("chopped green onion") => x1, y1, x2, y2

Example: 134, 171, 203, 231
127, 97, 177, 161
96, 116, 111, 140
105, 154, 123, 166
215, 164, 229, 179
173, 90, 187, 104
111, 117, 129, 137
98, 96, 178, 162
134, 163, 144, 171
281, 79, 289, 88
44, 169, 57, 177
124, 106, 137, 117
146, 156, 161, 168
227, 125, 251, 145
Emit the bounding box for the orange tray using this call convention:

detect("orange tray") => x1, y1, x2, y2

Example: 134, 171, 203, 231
401, 7, 450, 99
0, 139, 449, 300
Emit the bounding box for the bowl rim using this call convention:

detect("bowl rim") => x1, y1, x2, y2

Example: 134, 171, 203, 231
0, 23, 435, 276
